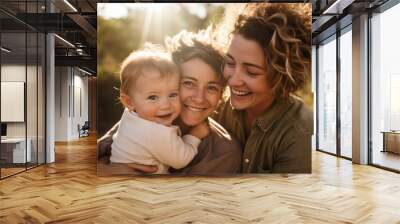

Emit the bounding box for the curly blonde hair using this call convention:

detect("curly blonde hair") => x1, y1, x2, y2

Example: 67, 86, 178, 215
228, 3, 311, 98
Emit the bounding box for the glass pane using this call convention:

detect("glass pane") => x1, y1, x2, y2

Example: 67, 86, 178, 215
1, 30, 27, 177
27, 31, 38, 169
317, 36, 337, 154
371, 4, 400, 171
340, 29, 352, 158
1, 1, 46, 178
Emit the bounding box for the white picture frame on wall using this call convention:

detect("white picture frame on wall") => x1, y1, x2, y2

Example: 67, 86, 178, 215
1, 81, 25, 122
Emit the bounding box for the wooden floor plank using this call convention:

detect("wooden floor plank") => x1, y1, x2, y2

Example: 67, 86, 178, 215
0, 135, 399, 223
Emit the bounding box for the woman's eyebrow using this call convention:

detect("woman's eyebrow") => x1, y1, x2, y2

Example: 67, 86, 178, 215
181, 76, 197, 81
226, 54, 234, 60
243, 62, 265, 70
226, 53, 265, 70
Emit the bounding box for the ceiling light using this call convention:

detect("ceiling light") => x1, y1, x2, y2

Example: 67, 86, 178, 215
76, 48, 87, 56
78, 67, 93, 76
1, 47, 11, 53
63, 0, 78, 12
322, 0, 355, 15
54, 34, 75, 48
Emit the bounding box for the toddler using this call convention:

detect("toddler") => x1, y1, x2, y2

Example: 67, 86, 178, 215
110, 46, 206, 174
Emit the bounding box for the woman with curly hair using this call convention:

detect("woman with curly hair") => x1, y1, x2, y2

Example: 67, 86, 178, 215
213, 3, 313, 173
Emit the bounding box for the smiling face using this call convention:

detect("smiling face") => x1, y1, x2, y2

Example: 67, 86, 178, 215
124, 68, 181, 126
223, 34, 275, 116
179, 58, 223, 126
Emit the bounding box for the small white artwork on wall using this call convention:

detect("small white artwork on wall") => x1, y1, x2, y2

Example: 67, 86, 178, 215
1, 81, 25, 122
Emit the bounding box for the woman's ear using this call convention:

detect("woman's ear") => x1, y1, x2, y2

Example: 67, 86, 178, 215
120, 93, 135, 111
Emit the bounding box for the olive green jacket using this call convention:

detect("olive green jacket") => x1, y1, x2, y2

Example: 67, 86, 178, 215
212, 96, 313, 173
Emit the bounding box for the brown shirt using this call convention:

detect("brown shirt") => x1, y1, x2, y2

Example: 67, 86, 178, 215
170, 118, 242, 174
97, 118, 242, 175
212, 96, 313, 173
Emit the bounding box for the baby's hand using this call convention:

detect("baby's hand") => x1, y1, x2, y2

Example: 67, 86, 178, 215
189, 122, 210, 139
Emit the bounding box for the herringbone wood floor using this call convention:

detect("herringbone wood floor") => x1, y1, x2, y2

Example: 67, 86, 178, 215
1, 135, 400, 223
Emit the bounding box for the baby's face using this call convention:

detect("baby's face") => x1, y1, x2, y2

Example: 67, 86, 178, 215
129, 69, 181, 126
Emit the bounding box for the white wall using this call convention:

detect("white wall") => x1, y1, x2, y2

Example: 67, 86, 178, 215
54, 67, 89, 141
55, 67, 69, 141
1, 65, 26, 140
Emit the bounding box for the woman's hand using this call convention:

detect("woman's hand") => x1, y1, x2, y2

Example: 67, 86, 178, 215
188, 121, 210, 139
124, 163, 158, 173
97, 122, 120, 158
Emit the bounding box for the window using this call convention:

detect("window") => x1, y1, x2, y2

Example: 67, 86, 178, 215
370, 2, 400, 171
339, 27, 352, 158
317, 35, 337, 154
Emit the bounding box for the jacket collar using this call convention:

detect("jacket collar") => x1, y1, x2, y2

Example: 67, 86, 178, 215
229, 96, 296, 133
255, 96, 295, 133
